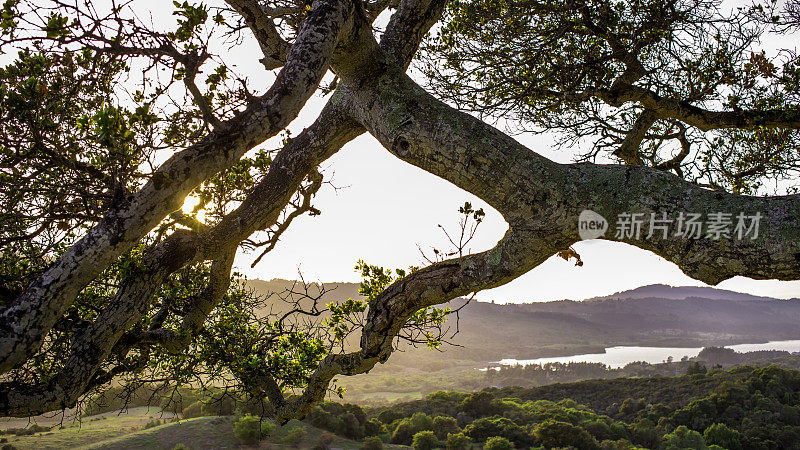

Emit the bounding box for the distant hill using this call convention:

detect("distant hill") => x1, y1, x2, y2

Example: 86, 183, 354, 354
243, 279, 800, 368
245, 278, 362, 303
586, 283, 786, 302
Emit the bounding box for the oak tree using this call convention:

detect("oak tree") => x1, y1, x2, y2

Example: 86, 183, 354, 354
0, 0, 798, 421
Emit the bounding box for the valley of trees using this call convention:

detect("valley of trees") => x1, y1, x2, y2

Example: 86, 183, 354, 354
304, 365, 800, 449
66, 364, 800, 449
0, 0, 799, 428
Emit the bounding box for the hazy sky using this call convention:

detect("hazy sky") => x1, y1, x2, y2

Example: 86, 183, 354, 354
146, 0, 800, 302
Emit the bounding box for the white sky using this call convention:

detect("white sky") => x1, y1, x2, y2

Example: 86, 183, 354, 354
157, 1, 800, 302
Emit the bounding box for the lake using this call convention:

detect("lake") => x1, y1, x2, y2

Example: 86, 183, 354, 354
494, 339, 800, 369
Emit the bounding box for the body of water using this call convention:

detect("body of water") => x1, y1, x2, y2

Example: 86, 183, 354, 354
494, 339, 800, 369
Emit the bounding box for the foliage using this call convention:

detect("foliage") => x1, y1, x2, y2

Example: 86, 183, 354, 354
432, 415, 460, 439
328, 261, 450, 351
483, 436, 514, 450
281, 425, 307, 447
200, 393, 235, 416
391, 419, 415, 445
411, 430, 439, 450
143, 418, 162, 430
422, 0, 800, 193
686, 362, 708, 376
361, 436, 384, 449
307, 401, 368, 439
356, 365, 800, 450
312, 432, 336, 450
365, 417, 387, 436
0, 424, 49, 436
464, 416, 532, 447
659, 425, 707, 450
234, 415, 266, 445
703, 423, 743, 450
410, 412, 434, 432
445, 432, 471, 450
532, 419, 599, 449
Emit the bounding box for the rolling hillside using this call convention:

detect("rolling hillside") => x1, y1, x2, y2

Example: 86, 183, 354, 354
246, 279, 800, 366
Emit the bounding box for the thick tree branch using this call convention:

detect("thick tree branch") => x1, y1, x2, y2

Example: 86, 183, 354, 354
0, 99, 363, 417
613, 109, 657, 164
595, 86, 800, 132
342, 61, 800, 285
380, 0, 447, 67
0, 230, 201, 415
250, 51, 800, 421
224, 0, 292, 70
0, 0, 354, 374
3, 0, 799, 423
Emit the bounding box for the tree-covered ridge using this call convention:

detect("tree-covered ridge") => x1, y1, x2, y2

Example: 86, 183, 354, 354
355, 365, 800, 449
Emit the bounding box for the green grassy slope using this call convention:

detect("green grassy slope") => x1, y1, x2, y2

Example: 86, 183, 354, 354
83, 416, 237, 450
2, 411, 404, 450
1, 407, 173, 450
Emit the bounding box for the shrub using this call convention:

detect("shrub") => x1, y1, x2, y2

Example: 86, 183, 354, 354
236, 395, 273, 417
261, 420, 276, 437
459, 391, 500, 417
172, 445, 189, 450
27, 424, 49, 433
582, 418, 614, 441
533, 419, 599, 449
608, 422, 629, 440
143, 418, 161, 430
307, 402, 366, 439
686, 362, 708, 376
464, 417, 531, 447
703, 423, 742, 450
377, 409, 400, 424
659, 425, 707, 450
0, 425, 50, 437
308, 406, 337, 429
412, 430, 439, 450
599, 439, 640, 450
342, 411, 366, 439
361, 436, 384, 449
391, 420, 414, 445
618, 398, 645, 416
1, 429, 31, 436
410, 412, 434, 432
446, 432, 471, 450
182, 401, 204, 419
631, 419, 660, 449
365, 417, 387, 436
484, 436, 514, 450
281, 426, 307, 447
234, 415, 265, 445
433, 415, 460, 440
312, 432, 336, 450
